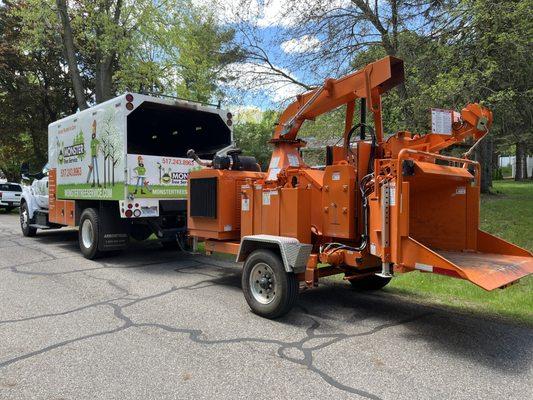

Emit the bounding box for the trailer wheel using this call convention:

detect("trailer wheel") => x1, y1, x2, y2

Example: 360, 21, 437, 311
20, 202, 36, 237
79, 208, 101, 259
349, 274, 391, 291
241, 249, 298, 319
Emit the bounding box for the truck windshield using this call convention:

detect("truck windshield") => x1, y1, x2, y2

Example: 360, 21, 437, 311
127, 102, 231, 158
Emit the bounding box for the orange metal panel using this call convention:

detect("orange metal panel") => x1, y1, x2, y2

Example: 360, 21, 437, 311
406, 176, 468, 251
240, 185, 254, 237
261, 189, 280, 236
64, 200, 75, 226
205, 240, 240, 255
414, 161, 473, 179
253, 184, 263, 234
322, 164, 356, 239
187, 169, 265, 240
48, 168, 61, 224
280, 187, 311, 244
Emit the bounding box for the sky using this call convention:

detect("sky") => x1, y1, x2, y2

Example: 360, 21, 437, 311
195, 0, 341, 112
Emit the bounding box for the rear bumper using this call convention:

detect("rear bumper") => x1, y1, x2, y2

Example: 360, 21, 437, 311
0, 200, 20, 207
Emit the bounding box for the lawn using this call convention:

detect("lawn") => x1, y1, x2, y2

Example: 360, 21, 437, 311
384, 181, 533, 325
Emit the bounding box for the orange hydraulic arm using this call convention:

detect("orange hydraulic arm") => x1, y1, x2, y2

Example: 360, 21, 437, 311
266, 56, 404, 181
272, 56, 404, 145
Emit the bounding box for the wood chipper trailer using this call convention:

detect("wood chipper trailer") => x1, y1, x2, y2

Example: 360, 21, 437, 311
186, 56, 533, 318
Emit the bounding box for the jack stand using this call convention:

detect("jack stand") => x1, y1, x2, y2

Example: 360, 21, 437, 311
376, 262, 393, 278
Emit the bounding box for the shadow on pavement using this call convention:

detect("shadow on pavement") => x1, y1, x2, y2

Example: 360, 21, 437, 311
22, 225, 533, 374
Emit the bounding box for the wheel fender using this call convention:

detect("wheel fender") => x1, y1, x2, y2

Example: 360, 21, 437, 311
237, 235, 312, 273
21, 187, 39, 219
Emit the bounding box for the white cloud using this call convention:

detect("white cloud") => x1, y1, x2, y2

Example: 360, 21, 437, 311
193, 0, 259, 25
194, 0, 351, 28
280, 35, 321, 53
223, 61, 305, 103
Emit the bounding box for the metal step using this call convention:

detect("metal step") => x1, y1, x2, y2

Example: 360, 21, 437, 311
29, 224, 53, 229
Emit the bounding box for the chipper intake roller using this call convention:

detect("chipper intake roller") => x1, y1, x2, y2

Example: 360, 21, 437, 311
187, 56, 533, 318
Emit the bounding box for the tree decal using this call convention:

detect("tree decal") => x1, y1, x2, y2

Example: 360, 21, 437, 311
100, 107, 122, 187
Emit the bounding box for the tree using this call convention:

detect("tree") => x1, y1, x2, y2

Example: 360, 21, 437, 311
0, 1, 74, 178
56, 0, 87, 109
234, 110, 279, 170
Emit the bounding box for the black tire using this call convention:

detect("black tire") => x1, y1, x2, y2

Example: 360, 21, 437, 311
78, 208, 101, 259
20, 202, 37, 237
130, 224, 152, 241
241, 249, 298, 319
349, 274, 391, 291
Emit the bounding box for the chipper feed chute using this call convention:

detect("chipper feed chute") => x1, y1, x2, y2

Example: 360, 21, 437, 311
391, 152, 533, 290
401, 235, 533, 290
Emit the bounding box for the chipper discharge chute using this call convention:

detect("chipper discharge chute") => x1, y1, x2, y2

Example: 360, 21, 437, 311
186, 55, 533, 318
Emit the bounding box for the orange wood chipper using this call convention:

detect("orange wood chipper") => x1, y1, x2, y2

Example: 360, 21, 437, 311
186, 56, 533, 318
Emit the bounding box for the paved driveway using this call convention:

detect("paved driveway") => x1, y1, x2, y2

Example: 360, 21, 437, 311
0, 213, 531, 399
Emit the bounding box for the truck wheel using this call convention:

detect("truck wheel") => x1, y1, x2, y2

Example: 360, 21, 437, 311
79, 208, 101, 259
130, 224, 152, 241
349, 274, 391, 291
20, 202, 37, 237
241, 249, 298, 319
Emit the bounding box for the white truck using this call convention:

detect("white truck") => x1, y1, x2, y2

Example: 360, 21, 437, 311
0, 182, 22, 211
20, 93, 233, 258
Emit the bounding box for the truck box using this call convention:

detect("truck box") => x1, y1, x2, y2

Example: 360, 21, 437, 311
48, 93, 232, 221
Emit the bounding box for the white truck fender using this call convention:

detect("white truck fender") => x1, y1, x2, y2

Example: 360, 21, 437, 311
21, 186, 39, 219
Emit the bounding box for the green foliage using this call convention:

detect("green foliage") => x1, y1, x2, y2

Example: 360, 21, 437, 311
159, 8, 242, 103
0, 1, 72, 179
233, 110, 279, 170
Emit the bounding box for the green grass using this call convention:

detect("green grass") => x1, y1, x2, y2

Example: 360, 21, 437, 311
385, 181, 533, 325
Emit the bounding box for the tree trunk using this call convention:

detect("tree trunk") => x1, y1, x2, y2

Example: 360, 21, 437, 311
475, 136, 493, 193
103, 154, 107, 187
515, 141, 527, 181
56, 0, 87, 110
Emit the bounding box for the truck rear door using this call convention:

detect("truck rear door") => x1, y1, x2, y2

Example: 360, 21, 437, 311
0, 183, 22, 206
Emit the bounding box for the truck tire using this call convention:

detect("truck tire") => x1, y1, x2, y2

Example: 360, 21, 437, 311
241, 249, 298, 319
20, 202, 37, 237
349, 274, 391, 291
130, 224, 152, 241
79, 208, 101, 259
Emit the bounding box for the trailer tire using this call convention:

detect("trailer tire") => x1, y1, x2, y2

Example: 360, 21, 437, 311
241, 249, 298, 319
20, 202, 37, 237
79, 208, 101, 259
349, 274, 391, 291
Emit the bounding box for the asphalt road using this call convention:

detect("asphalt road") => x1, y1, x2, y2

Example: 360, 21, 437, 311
0, 213, 531, 400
